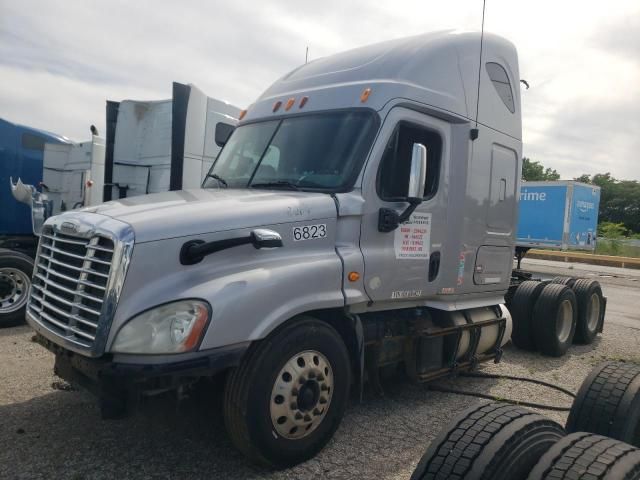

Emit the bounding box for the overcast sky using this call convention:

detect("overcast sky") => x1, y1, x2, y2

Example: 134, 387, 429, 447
1, 0, 638, 180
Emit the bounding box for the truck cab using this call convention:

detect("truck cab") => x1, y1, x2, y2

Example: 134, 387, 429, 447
27, 31, 522, 467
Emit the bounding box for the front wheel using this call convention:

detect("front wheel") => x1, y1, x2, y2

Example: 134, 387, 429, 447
0, 250, 34, 327
223, 316, 351, 468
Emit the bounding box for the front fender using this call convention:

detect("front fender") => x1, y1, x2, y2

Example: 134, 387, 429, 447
107, 220, 344, 351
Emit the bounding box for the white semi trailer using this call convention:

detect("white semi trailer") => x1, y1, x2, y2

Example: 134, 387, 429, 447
25, 31, 606, 468
104, 82, 240, 200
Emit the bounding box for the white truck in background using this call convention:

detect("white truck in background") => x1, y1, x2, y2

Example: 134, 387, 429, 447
4, 82, 239, 326
104, 82, 240, 200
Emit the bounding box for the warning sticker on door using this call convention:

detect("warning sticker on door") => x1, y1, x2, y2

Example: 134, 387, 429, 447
394, 212, 431, 259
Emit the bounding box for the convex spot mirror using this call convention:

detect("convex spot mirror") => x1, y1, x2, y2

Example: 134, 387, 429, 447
251, 229, 283, 249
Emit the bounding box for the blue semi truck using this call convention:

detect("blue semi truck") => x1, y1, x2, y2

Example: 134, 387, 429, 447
0, 118, 70, 325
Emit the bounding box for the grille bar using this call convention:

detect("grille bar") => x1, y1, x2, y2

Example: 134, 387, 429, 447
31, 283, 102, 316
29, 226, 114, 348
30, 292, 99, 328
40, 243, 112, 265
39, 253, 110, 278
33, 273, 104, 304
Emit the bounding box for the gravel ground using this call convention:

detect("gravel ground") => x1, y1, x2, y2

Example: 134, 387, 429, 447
1, 260, 638, 480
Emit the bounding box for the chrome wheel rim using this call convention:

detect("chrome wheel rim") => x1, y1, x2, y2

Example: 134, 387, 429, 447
587, 293, 601, 331
270, 350, 334, 440
0, 267, 30, 314
556, 299, 573, 343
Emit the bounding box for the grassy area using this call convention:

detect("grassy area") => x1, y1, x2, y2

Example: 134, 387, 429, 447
595, 239, 640, 258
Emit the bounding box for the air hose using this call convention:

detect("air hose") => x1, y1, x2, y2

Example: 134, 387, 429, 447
426, 371, 575, 412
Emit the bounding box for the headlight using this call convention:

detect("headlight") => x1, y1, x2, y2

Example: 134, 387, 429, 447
112, 300, 210, 354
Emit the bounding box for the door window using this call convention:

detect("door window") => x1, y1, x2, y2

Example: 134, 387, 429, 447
377, 122, 442, 201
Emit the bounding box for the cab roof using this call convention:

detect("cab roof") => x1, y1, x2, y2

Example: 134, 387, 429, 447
244, 30, 521, 140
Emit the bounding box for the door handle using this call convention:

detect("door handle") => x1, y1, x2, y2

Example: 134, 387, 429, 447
428, 251, 440, 282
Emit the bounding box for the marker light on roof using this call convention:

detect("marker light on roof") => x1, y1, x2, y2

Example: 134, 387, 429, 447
299, 96, 309, 108
285, 98, 296, 111
239, 109, 247, 120
360, 88, 372, 103
273, 101, 282, 112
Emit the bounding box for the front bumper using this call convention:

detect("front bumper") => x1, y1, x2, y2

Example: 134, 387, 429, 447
35, 333, 249, 400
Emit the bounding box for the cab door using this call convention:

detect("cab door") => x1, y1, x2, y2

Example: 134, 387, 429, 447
358, 107, 449, 303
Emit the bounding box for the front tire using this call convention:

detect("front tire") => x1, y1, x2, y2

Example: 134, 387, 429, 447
0, 250, 34, 327
223, 316, 351, 468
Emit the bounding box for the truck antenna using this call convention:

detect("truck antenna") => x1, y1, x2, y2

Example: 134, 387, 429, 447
305, 46, 309, 64
474, 0, 487, 128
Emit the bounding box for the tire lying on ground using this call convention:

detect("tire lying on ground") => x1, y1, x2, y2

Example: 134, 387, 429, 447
532, 283, 577, 357
0, 249, 34, 327
223, 316, 351, 468
509, 280, 546, 351
410, 402, 565, 480
566, 361, 640, 446
572, 278, 604, 344
550, 276, 578, 288
527, 432, 640, 480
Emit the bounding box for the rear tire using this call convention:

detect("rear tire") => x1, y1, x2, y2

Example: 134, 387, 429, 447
532, 284, 577, 357
0, 250, 34, 327
527, 432, 640, 480
550, 276, 577, 288
566, 362, 640, 446
509, 281, 546, 351
572, 279, 604, 344
223, 316, 351, 468
410, 402, 565, 480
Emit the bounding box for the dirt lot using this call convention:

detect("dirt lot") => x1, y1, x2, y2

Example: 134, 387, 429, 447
1, 259, 639, 480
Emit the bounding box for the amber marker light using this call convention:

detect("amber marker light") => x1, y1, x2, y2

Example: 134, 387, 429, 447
348, 272, 360, 282
285, 98, 296, 111
273, 100, 282, 112
180, 303, 210, 352
360, 87, 372, 103
86, 180, 94, 187
239, 109, 247, 120
299, 96, 309, 108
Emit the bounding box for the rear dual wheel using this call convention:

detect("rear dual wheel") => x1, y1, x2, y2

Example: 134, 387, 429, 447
223, 316, 351, 468
533, 284, 577, 357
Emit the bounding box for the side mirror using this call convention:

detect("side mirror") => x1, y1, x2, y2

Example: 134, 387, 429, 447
407, 143, 427, 201
378, 143, 428, 232
251, 229, 283, 249
215, 122, 235, 147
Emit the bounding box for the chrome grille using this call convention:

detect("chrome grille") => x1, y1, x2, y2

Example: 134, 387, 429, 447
28, 226, 114, 348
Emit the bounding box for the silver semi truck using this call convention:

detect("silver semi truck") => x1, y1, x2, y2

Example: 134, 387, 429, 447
25, 31, 602, 467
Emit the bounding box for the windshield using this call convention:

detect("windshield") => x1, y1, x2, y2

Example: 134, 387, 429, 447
202, 110, 378, 192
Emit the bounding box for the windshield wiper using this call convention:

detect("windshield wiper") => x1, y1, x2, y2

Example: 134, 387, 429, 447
205, 173, 228, 188
250, 181, 300, 191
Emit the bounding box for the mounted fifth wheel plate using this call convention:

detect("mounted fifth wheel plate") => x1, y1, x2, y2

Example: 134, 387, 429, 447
566, 361, 640, 447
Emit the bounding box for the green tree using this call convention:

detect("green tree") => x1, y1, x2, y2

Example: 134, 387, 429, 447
522, 158, 560, 181
577, 173, 640, 234
574, 174, 591, 184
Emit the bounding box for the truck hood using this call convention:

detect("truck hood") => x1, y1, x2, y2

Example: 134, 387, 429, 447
80, 189, 338, 243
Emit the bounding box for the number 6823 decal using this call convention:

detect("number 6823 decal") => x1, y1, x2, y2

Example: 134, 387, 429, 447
293, 224, 327, 241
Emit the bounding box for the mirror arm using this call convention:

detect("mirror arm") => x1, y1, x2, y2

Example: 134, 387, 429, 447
398, 197, 422, 223
378, 197, 423, 233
